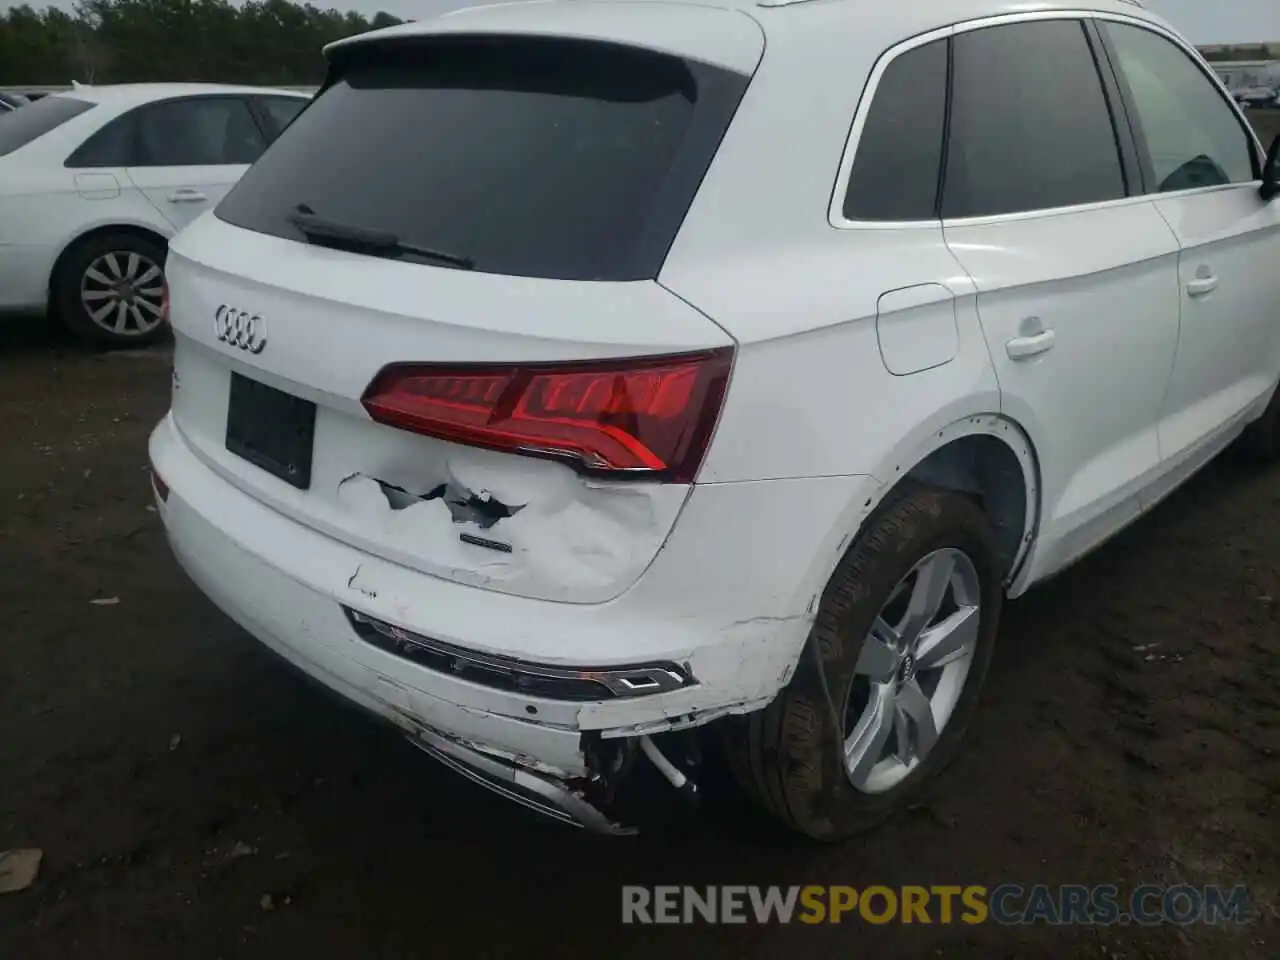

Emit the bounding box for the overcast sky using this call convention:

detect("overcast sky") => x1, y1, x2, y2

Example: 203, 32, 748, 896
275, 0, 1280, 45
1146, 0, 1278, 44
4, 0, 1278, 45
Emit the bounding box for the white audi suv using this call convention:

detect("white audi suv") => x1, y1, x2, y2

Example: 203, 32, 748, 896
150, 0, 1280, 838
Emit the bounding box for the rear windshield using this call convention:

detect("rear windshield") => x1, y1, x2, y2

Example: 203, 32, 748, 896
215, 37, 750, 281
0, 95, 94, 158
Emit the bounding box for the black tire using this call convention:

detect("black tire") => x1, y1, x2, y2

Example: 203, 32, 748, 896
723, 487, 1003, 841
1240, 381, 1279, 462
54, 232, 169, 348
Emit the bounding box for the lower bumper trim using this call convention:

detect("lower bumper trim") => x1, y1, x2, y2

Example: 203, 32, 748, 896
408, 727, 638, 836
345, 606, 694, 702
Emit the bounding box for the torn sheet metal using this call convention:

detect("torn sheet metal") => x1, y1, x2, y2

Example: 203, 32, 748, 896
335, 448, 689, 603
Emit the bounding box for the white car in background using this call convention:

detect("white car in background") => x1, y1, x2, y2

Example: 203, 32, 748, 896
1233, 84, 1280, 109
0, 84, 309, 346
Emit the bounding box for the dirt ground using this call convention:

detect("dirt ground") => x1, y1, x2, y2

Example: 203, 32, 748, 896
2, 133, 1279, 956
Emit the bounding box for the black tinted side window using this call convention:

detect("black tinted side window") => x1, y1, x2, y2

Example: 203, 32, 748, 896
943, 20, 1126, 218
257, 96, 307, 140
135, 97, 266, 166
844, 38, 948, 221
66, 114, 137, 167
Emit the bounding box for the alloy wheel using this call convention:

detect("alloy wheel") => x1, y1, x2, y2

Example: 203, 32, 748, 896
843, 547, 982, 794
79, 251, 165, 337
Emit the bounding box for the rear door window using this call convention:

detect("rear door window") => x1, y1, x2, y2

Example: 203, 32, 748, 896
135, 97, 266, 166
0, 95, 94, 158
843, 37, 949, 221
215, 37, 751, 281
942, 20, 1127, 218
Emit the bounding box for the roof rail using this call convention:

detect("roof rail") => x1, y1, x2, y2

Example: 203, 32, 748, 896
1114, 0, 1145, 7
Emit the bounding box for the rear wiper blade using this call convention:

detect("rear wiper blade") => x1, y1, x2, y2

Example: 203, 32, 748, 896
287, 210, 474, 269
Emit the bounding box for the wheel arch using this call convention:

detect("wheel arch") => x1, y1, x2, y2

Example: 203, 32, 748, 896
896, 413, 1041, 589
810, 412, 1043, 620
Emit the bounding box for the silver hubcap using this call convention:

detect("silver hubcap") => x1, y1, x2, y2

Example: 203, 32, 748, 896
80, 251, 164, 336
843, 548, 982, 794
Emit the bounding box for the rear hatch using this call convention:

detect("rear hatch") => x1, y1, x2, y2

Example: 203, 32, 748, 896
166, 17, 757, 604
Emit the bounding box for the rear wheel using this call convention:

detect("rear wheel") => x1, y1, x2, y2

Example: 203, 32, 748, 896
54, 232, 168, 348
724, 487, 1003, 841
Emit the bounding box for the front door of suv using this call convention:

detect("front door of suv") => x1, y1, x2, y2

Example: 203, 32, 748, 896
938, 17, 1183, 580
1098, 19, 1280, 473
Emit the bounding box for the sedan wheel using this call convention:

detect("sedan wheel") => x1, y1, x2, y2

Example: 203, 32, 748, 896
55, 232, 169, 348
80, 251, 166, 338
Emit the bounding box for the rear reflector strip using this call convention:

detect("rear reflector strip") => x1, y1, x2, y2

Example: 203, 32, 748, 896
344, 608, 694, 701
360, 348, 733, 482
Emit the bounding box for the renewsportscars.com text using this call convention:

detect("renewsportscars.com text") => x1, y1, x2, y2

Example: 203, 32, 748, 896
621, 884, 1255, 926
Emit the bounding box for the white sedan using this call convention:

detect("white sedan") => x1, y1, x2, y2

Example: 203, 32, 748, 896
0, 83, 309, 346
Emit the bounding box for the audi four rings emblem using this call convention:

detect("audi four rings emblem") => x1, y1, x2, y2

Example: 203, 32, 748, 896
213, 304, 267, 354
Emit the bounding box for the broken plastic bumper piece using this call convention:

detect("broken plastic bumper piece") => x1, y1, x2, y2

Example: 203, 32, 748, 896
407, 728, 637, 835
345, 606, 696, 700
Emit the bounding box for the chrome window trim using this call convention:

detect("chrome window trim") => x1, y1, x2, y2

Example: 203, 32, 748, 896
936, 182, 1263, 229
829, 9, 1264, 232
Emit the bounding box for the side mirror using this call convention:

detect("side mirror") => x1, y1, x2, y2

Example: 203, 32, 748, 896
1262, 134, 1280, 202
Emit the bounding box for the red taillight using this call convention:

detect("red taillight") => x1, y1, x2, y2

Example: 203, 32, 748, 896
361, 349, 734, 482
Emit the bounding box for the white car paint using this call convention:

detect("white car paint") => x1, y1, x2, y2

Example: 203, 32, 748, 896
1154, 186, 1280, 460
151, 0, 1280, 830
162, 228, 727, 604
0, 83, 308, 316
128, 163, 242, 232
943, 202, 1184, 578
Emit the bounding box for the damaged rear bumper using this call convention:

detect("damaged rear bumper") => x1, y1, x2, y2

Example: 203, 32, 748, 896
166, 502, 635, 830
150, 412, 870, 831
408, 731, 636, 835
242, 595, 639, 832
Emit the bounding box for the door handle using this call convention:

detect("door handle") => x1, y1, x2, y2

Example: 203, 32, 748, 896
1186, 274, 1219, 297
166, 189, 207, 203
1006, 328, 1056, 360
